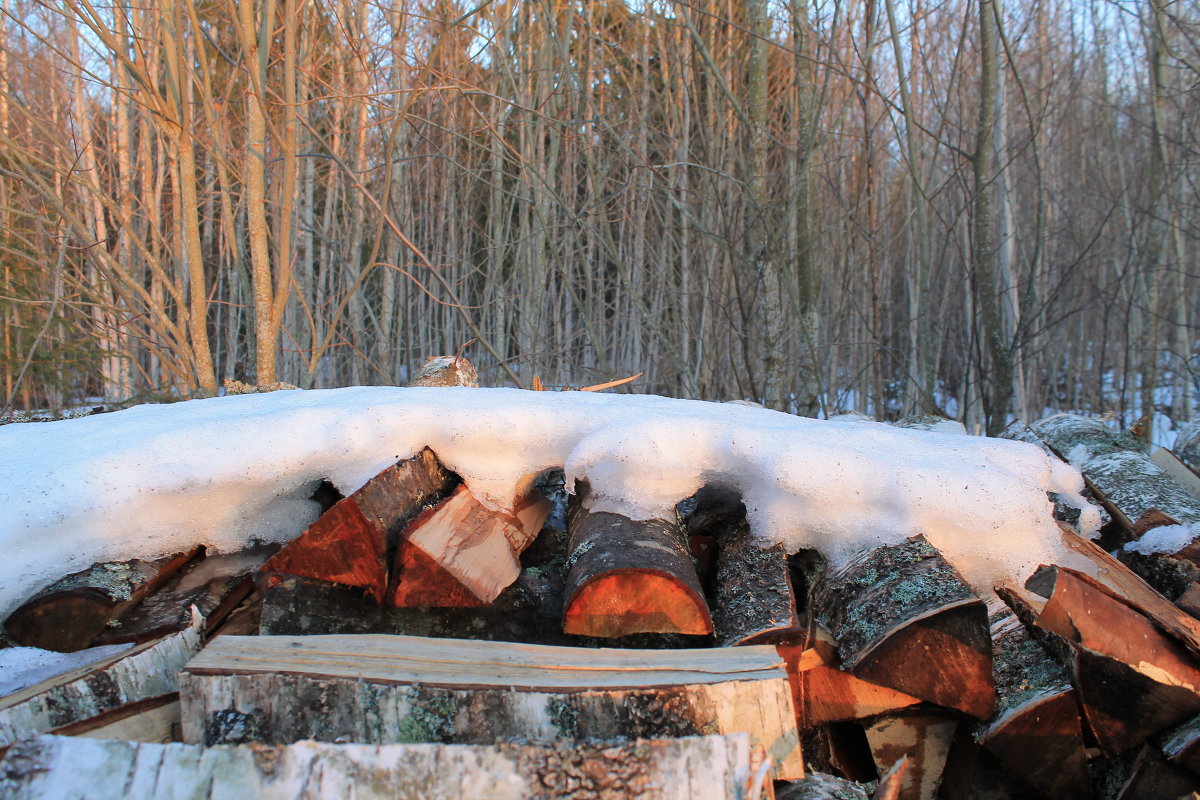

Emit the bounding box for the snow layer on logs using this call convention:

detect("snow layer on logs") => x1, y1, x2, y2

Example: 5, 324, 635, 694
0, 387, 1100, 617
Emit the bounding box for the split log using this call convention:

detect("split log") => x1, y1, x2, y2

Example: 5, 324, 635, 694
1022, 565, 1200, 754
406, 352, 479, 387
0, 733, 765, 800
714, 520, 801, 646
862, 711, 957, 800
94, 545, 274, 645
976, 599, 1091, 799
388, 474, 551, 607
1115, 745, 1200, 800
1030, 414, 1200, 537
775, 630, 922, 730
0, 609, 201, 748
810, 535, 994, 719
179, 633, 803, 779
562, 498, 712, 639
3, 548, 200, 652
48, 693, 179, 743
1053, 521, 1200, 659
260, 447, 458, 600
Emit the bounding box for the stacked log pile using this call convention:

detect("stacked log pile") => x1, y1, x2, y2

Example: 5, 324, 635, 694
2, 410, 1200, 798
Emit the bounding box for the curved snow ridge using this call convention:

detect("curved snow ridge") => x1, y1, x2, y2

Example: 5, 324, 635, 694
0, 387, 1097, 617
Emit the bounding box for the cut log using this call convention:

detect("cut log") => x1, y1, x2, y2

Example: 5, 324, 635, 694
862, 711, 957, 800
48, 693, 179, 743
0, 733, 764, 800
810, 535, 994, 719
714, 521, 802, 646
0, 608, 202, 748
775, 633, 922, 729
1031, 414, 1200, 537
1053, 521, 1200, 658
976, 599, 1091, 799
562, 500, 712, 639
388, 474, 551, 607
1115, 745, 1200, 800
94, 545, 273, 645
179, 633, 803, 779
3, 547, 201, 652
406, 352, 479, 387
1023, 565, 1200, 754
261, 573, 576, 645
260, 447, 458, 600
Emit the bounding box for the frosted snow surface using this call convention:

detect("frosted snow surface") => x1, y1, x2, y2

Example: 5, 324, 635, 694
0, 387, 1099, 617
1126, 523, 1200, 556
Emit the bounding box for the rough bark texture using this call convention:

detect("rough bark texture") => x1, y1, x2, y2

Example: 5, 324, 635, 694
1024, 566, 1200, 754
563, 504, 712, 638
4, 548, 201, 652
0, 733, 765, 800
976, 600, 1090, 799
407, 355, 480, 387
810, 535, 994, 719
179, 633, 802, 778
776, 771, 870, 800
714, 521, 801, 646
95, 545, 274, 646
1175, 422, 1200, 475
0, 610, 202, 747
260, 447, 458, 600
1031, 414, 1200, 533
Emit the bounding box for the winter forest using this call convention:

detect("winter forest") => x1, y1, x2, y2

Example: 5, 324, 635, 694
0, 0, 1196, 439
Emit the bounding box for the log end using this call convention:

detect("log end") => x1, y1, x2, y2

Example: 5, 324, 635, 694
562, 570, 714, 638
260, 500, 388, 601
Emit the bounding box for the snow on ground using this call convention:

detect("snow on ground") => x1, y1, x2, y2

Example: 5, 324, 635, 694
0, 387, 1101, 618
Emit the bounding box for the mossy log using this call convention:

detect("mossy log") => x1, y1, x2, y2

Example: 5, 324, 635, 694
0, 732, 764, 800
862, 711, 957, 800
94, 545, 275, 646
713, 520, 801, 646
562, 499, 712, 639
810, 535, 995, 719
1030, 414, 1200, 535
1021, 565, 1200, 755
3, 548, 201, 652
260, 447, 458, 601
388, 475, 551, 607
0, 609, 202, 748
178, 633, 803, 779
976, 599, 1091, 799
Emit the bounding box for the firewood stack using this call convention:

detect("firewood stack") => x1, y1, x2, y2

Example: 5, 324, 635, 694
2, 411, 1200, 799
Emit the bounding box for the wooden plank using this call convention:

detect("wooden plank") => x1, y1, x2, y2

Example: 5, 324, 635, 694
179, 633, 803, 779
0, 609, 202, 747
0, 733, 767, 800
